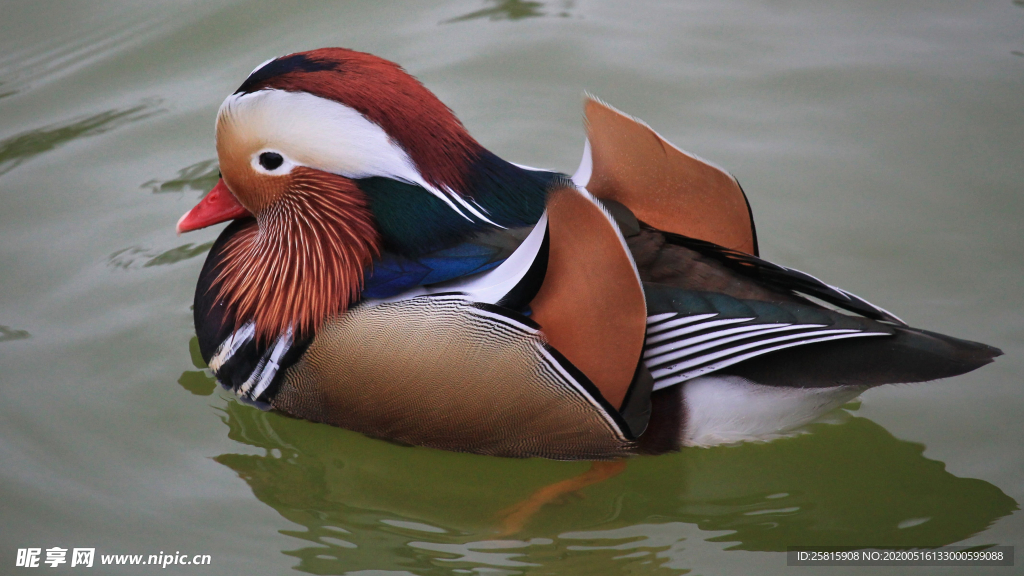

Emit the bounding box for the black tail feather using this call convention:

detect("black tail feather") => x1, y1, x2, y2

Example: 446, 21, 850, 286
722, 327, 1002, 388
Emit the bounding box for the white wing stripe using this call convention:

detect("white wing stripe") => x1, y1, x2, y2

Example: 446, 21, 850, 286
651, 328, 870, 379
646, 317, 754, 345
360, 214, 548, 308
645, 313, 719, 336
645, 324, 831, 368
646, 312, 678, 325
645, 322, 805, 359
651, 332, 886, 390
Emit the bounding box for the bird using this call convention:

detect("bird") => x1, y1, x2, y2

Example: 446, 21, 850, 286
177, 48, 1001, 460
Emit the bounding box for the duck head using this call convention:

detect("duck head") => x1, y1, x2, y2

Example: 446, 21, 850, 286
176, 48, 524, 344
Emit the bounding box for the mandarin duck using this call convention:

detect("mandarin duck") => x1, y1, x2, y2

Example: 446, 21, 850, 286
177, 48, 1001, 460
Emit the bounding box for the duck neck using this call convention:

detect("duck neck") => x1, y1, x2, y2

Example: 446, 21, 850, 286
357, 149, 563, 258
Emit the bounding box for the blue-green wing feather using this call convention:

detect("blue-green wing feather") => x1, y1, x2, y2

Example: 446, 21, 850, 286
361, 227, 529, 299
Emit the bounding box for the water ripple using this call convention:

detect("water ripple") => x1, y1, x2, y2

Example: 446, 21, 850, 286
561, 522, 689, 552
408, 539, 548, 567
0, 99, 161, 176
0, 16, 159, 98
443, 0, 573, 24
0, 325, 31, 343
107, 242, 213, 270
142, 159, 219, 194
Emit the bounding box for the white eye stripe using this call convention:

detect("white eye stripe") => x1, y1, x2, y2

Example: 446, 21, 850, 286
221, 90, 425, 181
218, 89, 489, 223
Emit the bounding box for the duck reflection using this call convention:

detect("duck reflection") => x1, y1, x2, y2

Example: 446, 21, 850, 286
210, 397, 1016, 574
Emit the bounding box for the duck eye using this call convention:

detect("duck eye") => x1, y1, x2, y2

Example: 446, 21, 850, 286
259, 152, 284, 171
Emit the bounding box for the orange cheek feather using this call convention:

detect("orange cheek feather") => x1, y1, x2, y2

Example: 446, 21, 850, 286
209, 169, 382, 344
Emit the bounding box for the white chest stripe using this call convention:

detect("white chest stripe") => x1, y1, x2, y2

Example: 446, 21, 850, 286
209, 321, 256, 373
209, 322, 293, 404
237, 327, 293, 401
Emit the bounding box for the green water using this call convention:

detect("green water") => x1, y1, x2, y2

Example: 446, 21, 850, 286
1, 1, 1021, 574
